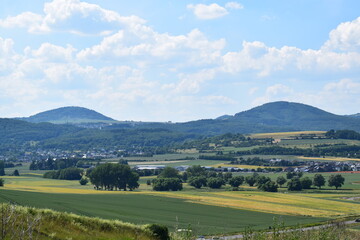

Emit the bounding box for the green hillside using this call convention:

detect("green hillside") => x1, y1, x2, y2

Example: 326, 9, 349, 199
0, 203, 161, 240
20, 106, 116, 124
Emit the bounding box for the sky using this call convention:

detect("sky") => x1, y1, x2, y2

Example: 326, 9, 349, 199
1, 0, 360, 122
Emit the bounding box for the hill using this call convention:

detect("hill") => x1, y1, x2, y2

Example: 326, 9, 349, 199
347, 113, 360, 118
132, 101, 360, 135
19, 106, 116, 124
0, 203, 163, 240
229, 101, 360, 132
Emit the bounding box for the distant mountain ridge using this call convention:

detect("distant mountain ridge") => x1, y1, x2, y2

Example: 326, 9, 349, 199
2, 101, 360, 152
18, 106, 116, 124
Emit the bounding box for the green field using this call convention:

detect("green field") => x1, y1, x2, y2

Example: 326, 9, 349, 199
0, 189, 325, 235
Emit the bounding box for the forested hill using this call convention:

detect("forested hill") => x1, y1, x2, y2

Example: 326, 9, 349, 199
18, 106, 116, 124
1, 101, 360, 151
114, 101, 360, 135
228, 101, 360, 132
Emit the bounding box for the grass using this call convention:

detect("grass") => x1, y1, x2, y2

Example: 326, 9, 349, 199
249, 131, 326, 139
0, 189, 324, 236
0, 203, 157, 240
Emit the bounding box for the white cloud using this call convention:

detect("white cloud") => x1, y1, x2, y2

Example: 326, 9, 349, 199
225, 2, 244, 10
0, 12, 43, 32
187, 3, 229, 20
323, 16, 360, 52
77, 28, 226, 67
222, 40, 360, 77
0, 0, 145, 35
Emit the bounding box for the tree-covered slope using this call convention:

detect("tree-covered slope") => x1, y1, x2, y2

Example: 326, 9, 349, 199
19, 106, 115, 124
230, 101, 360, 132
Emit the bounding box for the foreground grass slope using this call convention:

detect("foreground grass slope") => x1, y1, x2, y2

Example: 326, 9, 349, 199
0, 203, 159, 240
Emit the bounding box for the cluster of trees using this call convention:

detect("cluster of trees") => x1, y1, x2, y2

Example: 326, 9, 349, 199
152, 167, 183, 191
242, 173, 278, 192
199, 155, 236, 161
89, 163, 139, 191
30, 158, 81, 170
325, 129, 360, 140
178, 133, 267, 151
236, 145, 360, 158
43, 167, 83, 180
230, 157, 303, 167
276, 172, 345, 191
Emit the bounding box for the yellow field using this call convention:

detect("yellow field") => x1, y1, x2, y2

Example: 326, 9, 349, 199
298, 156, 360, 162
2, 175, 360, 218
250, 131, 326, 139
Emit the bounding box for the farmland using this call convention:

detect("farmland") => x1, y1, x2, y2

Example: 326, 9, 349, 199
1, 130, 360, 236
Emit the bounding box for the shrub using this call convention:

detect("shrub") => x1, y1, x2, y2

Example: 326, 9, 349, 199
79, 177, 88, 185
145, 224, 170, 240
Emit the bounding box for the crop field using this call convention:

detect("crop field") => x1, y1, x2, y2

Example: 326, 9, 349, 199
249, 131, 326, 139
0, 189, 324, 235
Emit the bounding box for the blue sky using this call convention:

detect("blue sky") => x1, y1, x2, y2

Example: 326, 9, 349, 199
1, 0, 360, 121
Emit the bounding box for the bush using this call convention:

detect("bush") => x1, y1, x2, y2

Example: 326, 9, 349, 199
0, 178, 4, 187
13, 169, 20, 176
79, 177, 88, 185
145, 224, 170, 240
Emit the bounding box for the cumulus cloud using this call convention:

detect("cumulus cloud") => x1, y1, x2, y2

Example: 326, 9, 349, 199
77, 28, 226, 67
225, 2, 244, 10
187, 3, 229, 20
221, 40, 360, 77
0, 0, 145, 35
323, 16, 360, 52
187, 2, 243, 20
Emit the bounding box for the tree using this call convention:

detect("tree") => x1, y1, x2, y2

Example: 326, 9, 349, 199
159, 167, 180, 179
89, 163, 140, 191
188, 176, 207, 189
245, 175, 257, 186
0, 178, 4, 187
258, 181, 278, 192
0, 161, 5, 176
223, 172, 233, 182
228, 176, 244, 188
276, 176, 287, 187
186, 165, 205, 177
256, 176, 271, 186
328, 174, 345, 190
13, 169, 20, 176
300, 177, 312, 189
313, 174, 325, 189
152, 178, 183, 191
207, 177, 225, 189
287, 177, 302, 191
